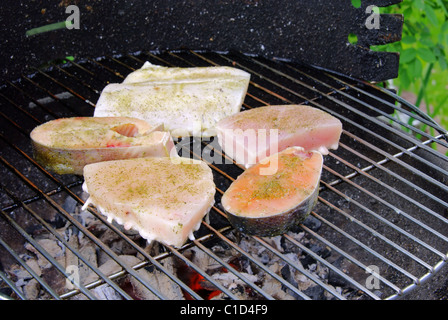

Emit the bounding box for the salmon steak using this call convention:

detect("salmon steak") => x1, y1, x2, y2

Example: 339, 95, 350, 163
82, 157, 216, 247
221, 147, 322, 236
30, 117, 175, 175
94, 62, 251, 138
215, 104, 342, 168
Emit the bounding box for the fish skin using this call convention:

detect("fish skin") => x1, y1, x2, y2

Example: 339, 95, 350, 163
82, 157, 216, 247
94, 62, 251, 138
215, 104, 342, 168
30, 117, 175, 175
221, 147, 322, 236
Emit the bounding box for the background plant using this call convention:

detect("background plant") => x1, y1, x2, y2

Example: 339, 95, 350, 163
375, 0, 448, 140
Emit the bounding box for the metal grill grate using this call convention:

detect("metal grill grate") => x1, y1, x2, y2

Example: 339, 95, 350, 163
1, 50, 447, 300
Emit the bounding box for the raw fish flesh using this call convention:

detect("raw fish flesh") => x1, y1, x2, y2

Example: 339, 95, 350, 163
215, 104, 342, 168
221, 147, 322, 236
82, 157, 216, 247
94, 62, 251, 137
30, 117, 175, 175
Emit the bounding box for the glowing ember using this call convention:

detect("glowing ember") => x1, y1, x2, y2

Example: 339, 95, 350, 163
185, 271, 222, 300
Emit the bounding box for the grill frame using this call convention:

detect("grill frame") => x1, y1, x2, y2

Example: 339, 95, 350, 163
0, 50, 447, 300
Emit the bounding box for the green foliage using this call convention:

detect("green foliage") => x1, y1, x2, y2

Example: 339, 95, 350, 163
374, 0, 448, 132
25, 21, 74, 37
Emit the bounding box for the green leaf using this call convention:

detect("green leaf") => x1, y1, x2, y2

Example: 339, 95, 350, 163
403, 6, 413, 20
441, 21, 448, 45
436, 0, 448, 16
400, 48, 417, 63
418, 47, 437, 62
25, 21, 69, 37
398, 68, 411, 89
443, 20, 448, 33
438, 51, 447, 70
410, 58, 423, 79
429, 95, 448, 118
351, 0, 361, 8
424, 4, 439, 27
401, 35, 416, 44
377, 0, 448, 129
419, 34, 434, 47
414, 0, 425, 10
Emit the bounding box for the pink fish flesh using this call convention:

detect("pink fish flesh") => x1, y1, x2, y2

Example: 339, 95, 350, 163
30, 116, 176, 175
215, 104, 342, 168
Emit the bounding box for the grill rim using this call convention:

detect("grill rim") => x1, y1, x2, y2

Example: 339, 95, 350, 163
0, 49, 447, 301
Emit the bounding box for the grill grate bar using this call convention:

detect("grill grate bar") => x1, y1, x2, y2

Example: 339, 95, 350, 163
0, 110, 208, 299
175, 127, 400, 298
3, 63, 277, 300
342, 130, 448, 207
214, 53, 448, 190
361, 79, 448, 140
327, 81, 448, 152
282, 233, 381, 300
1, 89, 247, 300
329, 148, 448, 244
325, 75, 448, 149
183, 51, 448, 236
345, 127, 448, 191
199, 219, 314, 300
0, 92, 42, 126
87, 57, 126, 80
335, 142, 448, 226
224, 52, 447, 167
6, 79, 61, 120
33, 57, 360, 300
287, 63, 448, 150
179, 141, 357, 300
297, 222, 403, 295
180, 128, 442, 288
50, 63, 101, 96
307, 209, 411, 298
175, 141, 337, 299
0, 192, 97, 299
192, 239, 276, 300
21, 75, 85, 117
0, 156, 170, 300
172, 52, 446, 192
252, 54, 448, 150
327, 134, 445, 188
251, 235, 347, 300
0, 51, 447, 300
0, 184, 134, 300
0, 268, 26, 300
164, 244, 240, 300
30, 68, 96, 108
320, 178, 438, 270
0, 230, 61, 299
308, 204, 419, 284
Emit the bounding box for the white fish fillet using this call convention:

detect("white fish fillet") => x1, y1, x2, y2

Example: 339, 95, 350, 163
82, 157, 216, 247
94, 62, 250, 137
215, 104, 342, 168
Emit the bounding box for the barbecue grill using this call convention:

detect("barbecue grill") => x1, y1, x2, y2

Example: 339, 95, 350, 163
1, 1, 448, 301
